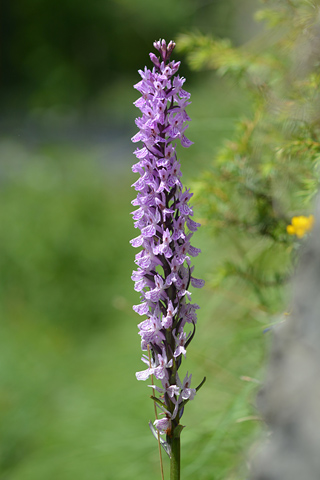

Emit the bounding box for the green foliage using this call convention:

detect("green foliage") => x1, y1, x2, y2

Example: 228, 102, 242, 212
1, 0, 242, 110
177, 0, 320, 312
177, 32, 253, 75
0, 143, 133, 335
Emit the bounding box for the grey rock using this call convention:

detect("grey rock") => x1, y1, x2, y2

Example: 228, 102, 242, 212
251, 199, 320, 480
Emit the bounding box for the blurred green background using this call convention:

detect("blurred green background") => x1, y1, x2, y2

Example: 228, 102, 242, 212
0, 1, 267, 479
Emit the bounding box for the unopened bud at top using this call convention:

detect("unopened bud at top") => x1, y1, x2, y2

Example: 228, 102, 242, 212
167, 41, 176, 57
149, 52, 160, 69
153, 38, 176, 63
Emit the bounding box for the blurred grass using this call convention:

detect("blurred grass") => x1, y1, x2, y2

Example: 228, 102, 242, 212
0, 77, 270, 479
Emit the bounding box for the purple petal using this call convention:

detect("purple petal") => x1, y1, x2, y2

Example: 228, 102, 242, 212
134, 146, 148, 159
145, 289, 161, 303
130, 235, 144, 248
186, 217, 201, 232
188, 245, 201, 257
141, 224, 156, 238
179, 203, 192, 216
136, 368, 152, 381
190, 277, 205, 288
133, 97, 145, 108
134, 278, 145, 292
131, 208, 144, 220
181, 135, 193, 148
133, 302, 149, 315
131, 131, 144, 143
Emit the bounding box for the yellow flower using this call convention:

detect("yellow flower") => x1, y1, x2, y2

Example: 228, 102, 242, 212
286, 215, 314, 238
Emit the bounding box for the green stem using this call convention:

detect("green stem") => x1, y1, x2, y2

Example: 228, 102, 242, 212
170, 436, 180, 480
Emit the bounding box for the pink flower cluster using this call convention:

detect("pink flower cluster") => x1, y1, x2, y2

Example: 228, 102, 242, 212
131, 39, 204, 440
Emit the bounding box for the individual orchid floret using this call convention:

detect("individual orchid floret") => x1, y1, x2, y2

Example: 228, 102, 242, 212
148, 378, 180, 400
173, 330, 188, 359
154, 415, 172, 436
131, 39, 206, 471
162, 300, 177, 329
153, 351, 173, 380
138, 310, 166, 346
176, 372, 196, 401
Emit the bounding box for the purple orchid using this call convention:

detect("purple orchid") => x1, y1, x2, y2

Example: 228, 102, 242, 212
131, 39, 205, 461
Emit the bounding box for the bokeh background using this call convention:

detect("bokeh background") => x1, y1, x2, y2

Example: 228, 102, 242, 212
0, 1, 266, 479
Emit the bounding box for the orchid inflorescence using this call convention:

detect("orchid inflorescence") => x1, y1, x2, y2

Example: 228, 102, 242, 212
130, 39, 205, 456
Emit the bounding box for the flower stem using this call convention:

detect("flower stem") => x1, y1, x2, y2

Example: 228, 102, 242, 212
170, 436, 180, 480
148, 345, 164, 480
